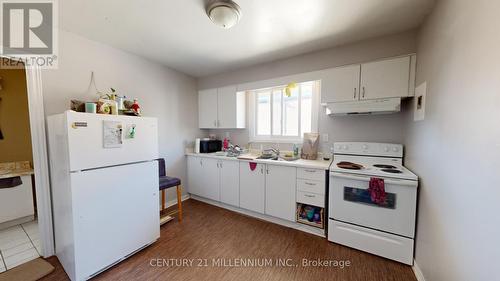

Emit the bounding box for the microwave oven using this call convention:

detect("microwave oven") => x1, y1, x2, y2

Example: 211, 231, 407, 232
199, 140, 222, 153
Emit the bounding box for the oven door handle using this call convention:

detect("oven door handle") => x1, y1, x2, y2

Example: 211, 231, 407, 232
330, 172, 417, 187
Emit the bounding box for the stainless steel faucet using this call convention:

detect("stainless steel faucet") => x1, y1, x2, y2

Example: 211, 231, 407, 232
264, 147, 280, 156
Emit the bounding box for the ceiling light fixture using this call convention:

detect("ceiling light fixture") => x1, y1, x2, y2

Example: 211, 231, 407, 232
206, 0, 242, 29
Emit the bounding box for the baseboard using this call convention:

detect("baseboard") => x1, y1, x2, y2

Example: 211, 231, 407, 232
0, 215, 35, 231
159, 194, 191, 209
190, 194, 325, 237
412, 259, 426, 281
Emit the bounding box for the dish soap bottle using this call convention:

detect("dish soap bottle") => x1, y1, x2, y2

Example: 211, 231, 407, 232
293, 144, 299, 157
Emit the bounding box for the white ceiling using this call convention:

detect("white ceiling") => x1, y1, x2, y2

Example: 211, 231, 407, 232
60, 0, 434, 77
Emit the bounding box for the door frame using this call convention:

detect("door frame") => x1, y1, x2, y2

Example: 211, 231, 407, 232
1, 56, 55, 257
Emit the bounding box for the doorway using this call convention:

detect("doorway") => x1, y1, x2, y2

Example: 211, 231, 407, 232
0, 59, 53, 272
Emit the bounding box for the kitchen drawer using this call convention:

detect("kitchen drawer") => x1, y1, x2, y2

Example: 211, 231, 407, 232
296, 191, 324, 208
297, 168, 325, 182
328, 220, 414, 265
297, 179, 325, 195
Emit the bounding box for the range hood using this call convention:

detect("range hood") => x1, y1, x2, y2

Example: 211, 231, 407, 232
325, 98, 401, 116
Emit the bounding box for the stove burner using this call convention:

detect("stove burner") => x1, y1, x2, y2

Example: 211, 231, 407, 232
373, 164, 397, 169
337, 161, 364, 170
381, 169, 403, 174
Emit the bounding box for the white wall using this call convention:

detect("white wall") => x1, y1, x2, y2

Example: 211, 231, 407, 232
199, 30, 417, 151
404, 1, 500, 280
42, 30, 201, 199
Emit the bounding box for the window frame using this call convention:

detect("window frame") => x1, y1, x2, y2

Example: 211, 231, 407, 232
248, 80, 320, 143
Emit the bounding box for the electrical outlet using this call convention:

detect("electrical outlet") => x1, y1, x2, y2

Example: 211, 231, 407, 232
321, 133, 329, 143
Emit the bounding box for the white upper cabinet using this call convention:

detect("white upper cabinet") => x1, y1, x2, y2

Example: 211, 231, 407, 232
198, 86, 245, 129
360, 56, 411, 100
217, 85, 245, 129
198, 88, 218, 128
265, 165, 297, 222
321, 65, 361, 103
320, 55, 416, 104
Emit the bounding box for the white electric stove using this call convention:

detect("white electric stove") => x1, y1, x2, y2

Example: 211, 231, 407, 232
328, 142, 418, 265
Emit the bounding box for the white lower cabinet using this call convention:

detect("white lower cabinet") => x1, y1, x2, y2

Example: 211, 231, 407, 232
187, 156, 202, 196
187, 156, 220, 201
265, 165, 296, 221
220, 160, 240, 207
188, 156, 299, 223
201, 158, 220, 201
239, 162, 266, 213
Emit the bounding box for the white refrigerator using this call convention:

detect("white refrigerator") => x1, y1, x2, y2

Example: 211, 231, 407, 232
47, 111, 160, 281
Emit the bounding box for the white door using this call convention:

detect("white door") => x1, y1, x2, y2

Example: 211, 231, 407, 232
330, 172, 417, 237
320, 65, 361, 103
217, 85, 237, 128
265, 165, 296, 221
187, 156, 202, 197
198, 89, 218, 128
360, 56, 410, 100
66, 111, 158, 171
199, 158, 220, 201
239, 162, 265, 213
220, 160, 240, 207
71, 161, 159, 280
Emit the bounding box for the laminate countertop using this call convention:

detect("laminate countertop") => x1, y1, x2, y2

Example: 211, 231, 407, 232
0, 161, 34, 179
186, 152, 332, 170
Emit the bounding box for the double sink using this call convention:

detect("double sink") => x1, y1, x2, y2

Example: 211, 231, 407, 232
256, 155, 298, 162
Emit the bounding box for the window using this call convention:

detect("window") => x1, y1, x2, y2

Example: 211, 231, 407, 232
250, 81, 319, 142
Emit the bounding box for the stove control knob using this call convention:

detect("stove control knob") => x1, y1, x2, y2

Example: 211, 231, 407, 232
336, 145, 342, 150
342, 145, 348, 150
384, 147, 390, 152
363, 145, 368, 150
392, 147, 399, 152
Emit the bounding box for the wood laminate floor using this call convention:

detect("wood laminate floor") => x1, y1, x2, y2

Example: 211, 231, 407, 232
41, 199, 416, 281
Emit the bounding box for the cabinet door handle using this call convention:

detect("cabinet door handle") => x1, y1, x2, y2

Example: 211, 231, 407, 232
354, 87, 357, 99
362, 86, 366, 98
217, 120, 220, 127
266, 168, 269, 174
304, 169, 316, 173
220, 162, 223, 168
305, 182, 316, 186
213, 120, 217, 127
260, 166, 264, 174
304, 194, 316, 198
217, 162, 219, 168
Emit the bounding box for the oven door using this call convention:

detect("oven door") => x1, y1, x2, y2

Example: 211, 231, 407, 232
329, 172, 417, 238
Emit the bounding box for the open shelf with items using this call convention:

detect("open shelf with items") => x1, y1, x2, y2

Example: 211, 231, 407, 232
296, 203, 324, 229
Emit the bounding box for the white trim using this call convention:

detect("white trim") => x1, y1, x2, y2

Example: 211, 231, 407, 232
190, 194, 325, 237
412, 259, 426, 281
24, 63, 55, 258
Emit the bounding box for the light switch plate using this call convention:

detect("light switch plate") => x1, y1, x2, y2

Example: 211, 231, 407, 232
414, 82, 427, 121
